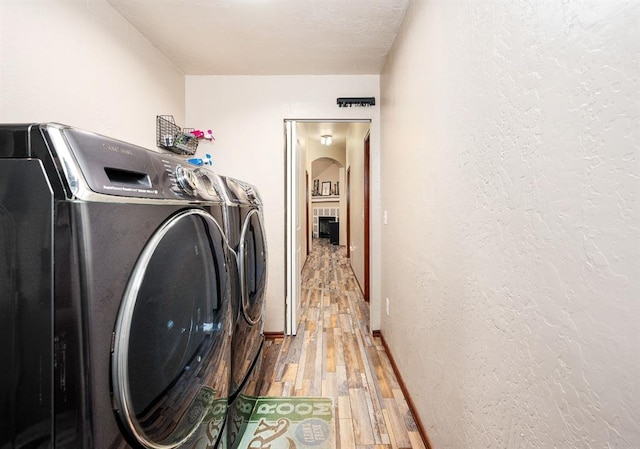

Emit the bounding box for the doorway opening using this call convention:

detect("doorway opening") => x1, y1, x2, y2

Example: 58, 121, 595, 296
285, 119, 371, 335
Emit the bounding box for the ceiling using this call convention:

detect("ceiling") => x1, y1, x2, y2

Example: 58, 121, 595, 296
106, 0, 409, 75
301, 121, 352, 148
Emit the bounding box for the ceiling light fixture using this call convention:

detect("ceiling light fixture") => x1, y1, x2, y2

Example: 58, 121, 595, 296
321, 135, 332, 145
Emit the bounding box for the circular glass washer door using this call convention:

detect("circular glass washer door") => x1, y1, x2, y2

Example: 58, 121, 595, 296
111, 208, 230, 449
238, 208, 267, 325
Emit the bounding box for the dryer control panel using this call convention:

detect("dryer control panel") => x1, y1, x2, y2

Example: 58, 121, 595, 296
218, 176, 262, 206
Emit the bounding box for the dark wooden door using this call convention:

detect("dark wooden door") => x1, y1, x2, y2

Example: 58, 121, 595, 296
346, 167, 351, 259
364, 133, 370, 302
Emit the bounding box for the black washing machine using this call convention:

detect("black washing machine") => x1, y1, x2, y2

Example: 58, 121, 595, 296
216, 176, 267, 449
0, 124, 232, 449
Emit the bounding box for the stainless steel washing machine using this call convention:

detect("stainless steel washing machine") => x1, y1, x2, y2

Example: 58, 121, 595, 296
216, 176, 267, 449
0, 124, 232, 449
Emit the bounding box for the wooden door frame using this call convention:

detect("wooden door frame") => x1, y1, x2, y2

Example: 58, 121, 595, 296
346, 167, 351, 259
305, 170, 310, 257
364, 132, 370, 302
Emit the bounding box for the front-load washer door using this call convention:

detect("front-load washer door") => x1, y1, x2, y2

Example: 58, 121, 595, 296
112, 208, 230, 449
238, 208, 267, 326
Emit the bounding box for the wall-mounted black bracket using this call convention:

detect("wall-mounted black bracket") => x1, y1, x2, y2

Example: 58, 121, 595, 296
337, 97, 376, 107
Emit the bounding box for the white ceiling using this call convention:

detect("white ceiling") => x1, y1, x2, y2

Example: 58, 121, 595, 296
107, 0, 409, 75
302, 121, 352, 147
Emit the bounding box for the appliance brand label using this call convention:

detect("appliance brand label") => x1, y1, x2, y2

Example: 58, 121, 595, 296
102, 143, 133, 155
103, 185, 158, 195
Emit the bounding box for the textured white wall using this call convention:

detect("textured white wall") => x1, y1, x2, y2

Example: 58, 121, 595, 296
186, 76, 381, 332
0, 0, 184, 148
380, 0, 639, 448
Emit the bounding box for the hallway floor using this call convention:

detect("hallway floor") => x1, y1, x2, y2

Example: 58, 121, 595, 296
259, 239, 426, 449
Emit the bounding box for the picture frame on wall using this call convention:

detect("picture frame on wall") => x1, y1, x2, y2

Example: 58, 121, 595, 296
313, 179, 320, 196
321, 181, 331, 196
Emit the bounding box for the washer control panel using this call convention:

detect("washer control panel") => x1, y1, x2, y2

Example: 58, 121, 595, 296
158, 156, 222, 202
174, 165, 198, 194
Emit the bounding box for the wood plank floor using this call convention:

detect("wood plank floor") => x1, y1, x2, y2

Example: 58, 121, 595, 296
259, 239, 426, 449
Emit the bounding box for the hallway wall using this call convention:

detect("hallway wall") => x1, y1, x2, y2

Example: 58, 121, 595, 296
346, 122, 371, 296
380, 0, 639, 448
0, 0, 184, 148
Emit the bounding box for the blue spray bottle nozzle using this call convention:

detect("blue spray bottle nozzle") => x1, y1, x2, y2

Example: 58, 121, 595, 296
187, 158, 203, 166
187, 154, 212, 167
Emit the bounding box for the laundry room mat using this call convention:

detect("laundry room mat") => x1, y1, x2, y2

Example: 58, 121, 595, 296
236, 396, 334, 449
